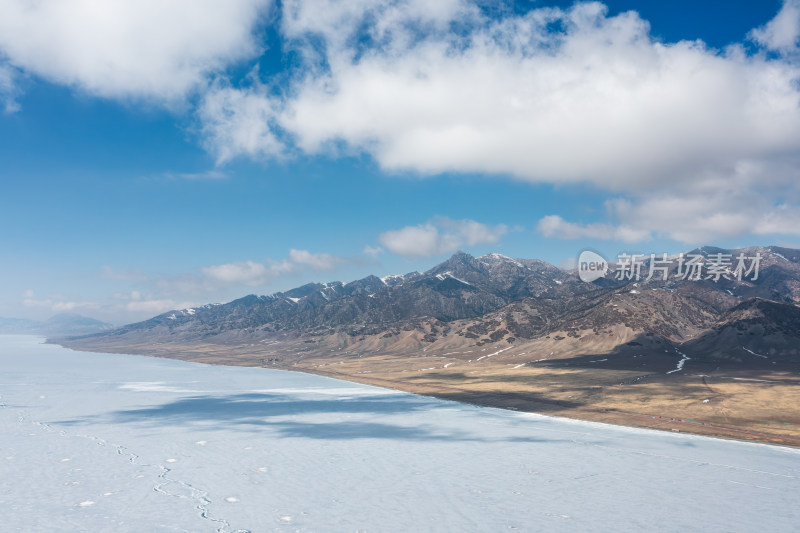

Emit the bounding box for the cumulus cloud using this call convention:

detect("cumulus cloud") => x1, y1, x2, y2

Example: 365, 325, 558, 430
224, 2, 796, 192
201, 260, 269, 285
198, 81, 285, 163
194, 1, 800, 243
5, 0, 800, 245
537, 215, 650, 243
608, 191, 800, 243
379, 217, 507, 258
200, 249, 347, 287
201, 259, 292, 286
750, 0, 800, 52
288, 249, 344, 270
379, 224, 442, 258
538, 184, 800, 244
280, 0, 472, 54
0, 0, 271, 104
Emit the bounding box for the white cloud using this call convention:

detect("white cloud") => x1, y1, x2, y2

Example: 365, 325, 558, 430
288, 249, 343, 270
536, 215, 650, 243
379, 224, 441, 258
196, 1, 800, 245
201, 260, 277, 286
0, 61, 20, 112
267, 2, 800, 193
362, 245, 383, 258
5, 1, 799, 248
199, 250, 346, 287
538, 183, 800, 244
280, 0, 473, 53
379, 217, 507, 258
0, 0, 271, 104
607, 191, 800, 243
188, 0, 800, 242
750, 0, 800, 52
198, 81, 285, 164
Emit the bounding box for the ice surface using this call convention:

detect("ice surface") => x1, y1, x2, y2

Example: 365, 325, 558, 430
1, 335, 799, 532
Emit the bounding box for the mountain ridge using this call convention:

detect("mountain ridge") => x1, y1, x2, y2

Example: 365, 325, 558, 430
64, 245, 800, 368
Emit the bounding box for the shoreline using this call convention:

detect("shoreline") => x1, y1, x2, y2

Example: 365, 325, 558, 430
53, 336, 800, 448
296, 365, 800, 448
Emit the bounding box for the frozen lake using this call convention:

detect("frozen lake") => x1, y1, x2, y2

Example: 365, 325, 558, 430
1, 335, 799, 532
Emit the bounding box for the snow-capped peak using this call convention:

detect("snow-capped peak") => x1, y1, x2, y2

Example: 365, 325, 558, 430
380, 274, 405, 285
479, 253, 524, 268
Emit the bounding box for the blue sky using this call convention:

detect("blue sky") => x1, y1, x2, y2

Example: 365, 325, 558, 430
1, 0, 799, 324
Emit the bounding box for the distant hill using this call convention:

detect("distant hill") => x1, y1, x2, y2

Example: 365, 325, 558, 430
0, 313, 113, 336
0, 316, 42, 334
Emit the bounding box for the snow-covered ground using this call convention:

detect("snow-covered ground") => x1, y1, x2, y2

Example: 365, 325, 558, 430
1, 336, 799, 532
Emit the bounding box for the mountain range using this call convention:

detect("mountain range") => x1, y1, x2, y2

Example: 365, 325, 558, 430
63, 246, 800, 369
